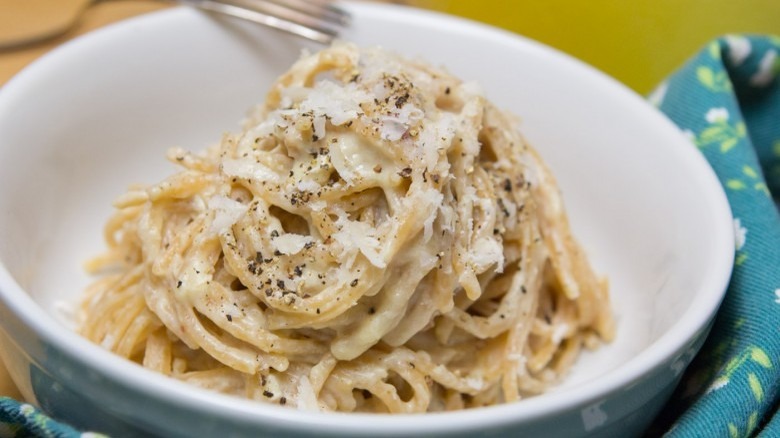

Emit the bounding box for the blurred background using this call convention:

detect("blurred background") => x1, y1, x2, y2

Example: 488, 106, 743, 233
418, 0, 780, 92
2, 0, 780, 91
0, 0, 779, 400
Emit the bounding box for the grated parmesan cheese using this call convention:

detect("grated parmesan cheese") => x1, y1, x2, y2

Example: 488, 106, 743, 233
208, 195, 248, 235
272, 233, 314, 256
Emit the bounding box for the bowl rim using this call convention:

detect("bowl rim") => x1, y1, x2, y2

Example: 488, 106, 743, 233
0, 2, 734, 434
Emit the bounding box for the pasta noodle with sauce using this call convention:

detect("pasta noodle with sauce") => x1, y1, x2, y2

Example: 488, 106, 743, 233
79, 43, 614, 412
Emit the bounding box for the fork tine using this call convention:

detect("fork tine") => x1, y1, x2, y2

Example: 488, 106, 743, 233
232, 0, 345, 37
181, 0, 346, 44
263, 0, 351, 26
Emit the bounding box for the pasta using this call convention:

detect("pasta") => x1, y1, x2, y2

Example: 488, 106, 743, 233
79, 43, 614, 412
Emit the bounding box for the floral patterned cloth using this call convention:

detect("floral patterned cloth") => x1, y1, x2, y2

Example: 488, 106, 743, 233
0, 397, 93, 438
648, 35, 780, 437
1, 35, 779, 438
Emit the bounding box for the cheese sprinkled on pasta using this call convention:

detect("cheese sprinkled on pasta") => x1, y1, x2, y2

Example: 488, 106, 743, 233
80, 43, 614, 412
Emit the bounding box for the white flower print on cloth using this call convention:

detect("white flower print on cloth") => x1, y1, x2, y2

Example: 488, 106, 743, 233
725, 35, 752, 66
19, 403, 35, 416
774, 289, 780, 305
750, 49, 778, 87
706, 107, 730, 123
695, 107, 745, 152
733, 218, 747, 250
708, 376, 730, 393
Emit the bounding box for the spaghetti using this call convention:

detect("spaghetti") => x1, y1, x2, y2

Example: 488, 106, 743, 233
80, 43, 614, 412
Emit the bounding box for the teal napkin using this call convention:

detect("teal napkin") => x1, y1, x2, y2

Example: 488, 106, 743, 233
1, 35, 779, 438
649, 35, 780, 437
0, 397, 87, 437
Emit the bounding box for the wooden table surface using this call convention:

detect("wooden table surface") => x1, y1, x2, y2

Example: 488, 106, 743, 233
0, 0, 170, 400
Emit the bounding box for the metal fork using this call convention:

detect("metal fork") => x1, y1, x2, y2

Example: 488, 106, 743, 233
0, 0, 349, 50
179, 0, 350, 44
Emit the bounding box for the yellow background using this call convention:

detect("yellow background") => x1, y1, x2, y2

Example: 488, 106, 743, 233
415, 0, 780, 92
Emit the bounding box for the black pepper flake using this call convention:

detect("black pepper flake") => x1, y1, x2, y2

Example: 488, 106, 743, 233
493, 228, 499, 235
503, 178, 512, 192
312, 134, 319, 142
280, 397, 287, 405
316, 308, 321, 314
294, 265, 303, 277
350, 279, 359, 287
445, 87, 451, 94
497, 198, 510, 217
270, 230, 279, 238
277, 280, 286, 289
226, 314, 233, 322
368, 306, 375, 315
395, 93, 409, 108
263, 390, 274, 398
398, 167, 412, 178
432, 174, 440, 184
265, 288, 273, 297
274, 249, 282, 256
521, 286, 527, 294
177, 281, 182, 288
247, 260, 262, 275
304, 241, 314, 250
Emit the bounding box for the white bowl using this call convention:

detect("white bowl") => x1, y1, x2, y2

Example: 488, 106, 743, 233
0, 3, 733, 436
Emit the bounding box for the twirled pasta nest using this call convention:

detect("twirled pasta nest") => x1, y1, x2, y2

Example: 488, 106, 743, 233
81, 43, 613, 413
